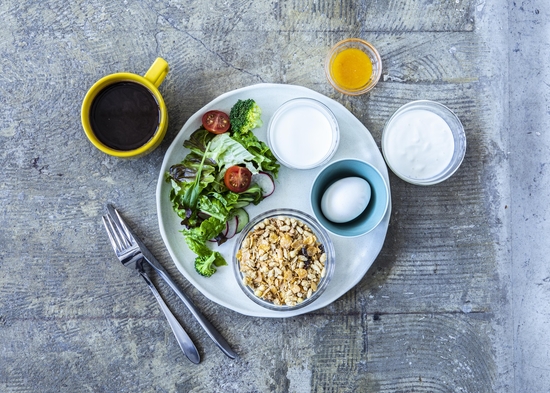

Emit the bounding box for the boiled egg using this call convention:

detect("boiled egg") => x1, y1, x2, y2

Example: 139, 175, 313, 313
320, 177, 371, 223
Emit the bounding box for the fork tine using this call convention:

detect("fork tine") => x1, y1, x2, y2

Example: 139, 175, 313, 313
104, 214, 128, 251
102, 215, 122, 253
114, 209, 134, 243
103, 206, 142, 268
104, 213, 132, 251
106, 204, 136, 246
112, 214, 130, 248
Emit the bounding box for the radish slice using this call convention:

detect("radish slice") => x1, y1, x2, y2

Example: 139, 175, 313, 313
225, 215, 239, 239
209, 221, 229, 242
198, 212, 211, 220
253, 172, 275, 197
222, 221, 229, 237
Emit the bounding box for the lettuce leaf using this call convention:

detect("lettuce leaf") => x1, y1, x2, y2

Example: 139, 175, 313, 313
183, 216, 227, 277
197, 194, 232, 222
183, 128, 215, 155
207, 133, 258, 178
232, 132, 279, 177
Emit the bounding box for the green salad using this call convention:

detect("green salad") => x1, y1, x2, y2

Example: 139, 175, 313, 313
166, 99, 279, 277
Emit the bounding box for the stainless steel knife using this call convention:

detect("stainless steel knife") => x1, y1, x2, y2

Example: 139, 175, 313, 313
107, 204, 237, 359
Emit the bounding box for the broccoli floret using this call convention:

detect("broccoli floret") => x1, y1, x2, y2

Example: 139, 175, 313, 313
194, 254, 217, 277
194, 251, 226, 277
229, 99, 263, 135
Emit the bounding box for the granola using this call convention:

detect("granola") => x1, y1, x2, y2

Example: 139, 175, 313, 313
236, 215, 327, 306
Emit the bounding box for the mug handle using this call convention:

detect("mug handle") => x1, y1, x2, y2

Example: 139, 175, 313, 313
144, 57, 169, 88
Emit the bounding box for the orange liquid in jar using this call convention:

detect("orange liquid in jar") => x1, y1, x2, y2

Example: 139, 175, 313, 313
331, 48, 373, 90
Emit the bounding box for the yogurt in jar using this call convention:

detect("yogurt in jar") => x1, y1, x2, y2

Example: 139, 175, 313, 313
383, 108, 455, 180
268, 98, 339, 169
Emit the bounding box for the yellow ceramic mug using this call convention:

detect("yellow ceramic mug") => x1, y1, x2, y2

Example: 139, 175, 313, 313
81, 57, 169, 158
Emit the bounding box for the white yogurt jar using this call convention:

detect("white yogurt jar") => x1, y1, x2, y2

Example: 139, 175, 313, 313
267, 98, 340, 170
382, 100, 466, 185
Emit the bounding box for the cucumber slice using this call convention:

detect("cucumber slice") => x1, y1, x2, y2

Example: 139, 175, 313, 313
234, 208, 249, 233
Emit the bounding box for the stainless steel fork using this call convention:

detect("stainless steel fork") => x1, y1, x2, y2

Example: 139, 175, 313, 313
102, 213, 200, 364
106, 204, 237, 360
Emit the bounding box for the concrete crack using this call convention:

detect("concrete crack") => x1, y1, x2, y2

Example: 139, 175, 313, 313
157, 13, 265, 82
184, 31, 265, 83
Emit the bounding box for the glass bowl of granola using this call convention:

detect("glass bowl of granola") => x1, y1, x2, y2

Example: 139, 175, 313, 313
233, 208, 335, 311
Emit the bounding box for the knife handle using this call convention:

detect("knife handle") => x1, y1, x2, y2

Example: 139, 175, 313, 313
147, 261, 238, 359
140, 271, 201, 364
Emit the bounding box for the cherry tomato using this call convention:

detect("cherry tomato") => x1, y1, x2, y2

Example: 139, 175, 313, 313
224, 166, 252, 193
202, 110, 230, 134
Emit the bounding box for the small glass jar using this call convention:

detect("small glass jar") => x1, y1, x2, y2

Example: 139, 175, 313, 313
325, 38, 382, 95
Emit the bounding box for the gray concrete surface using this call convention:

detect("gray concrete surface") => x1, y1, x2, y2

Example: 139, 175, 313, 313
510, 1, 550, 391
0, 0, 549, 392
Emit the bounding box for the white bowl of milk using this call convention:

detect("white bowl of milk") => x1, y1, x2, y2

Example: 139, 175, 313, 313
267, 98, 340, 170
381, 100, 466, 186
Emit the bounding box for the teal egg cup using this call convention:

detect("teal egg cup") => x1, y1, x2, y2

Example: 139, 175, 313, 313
310, 159, 389, 237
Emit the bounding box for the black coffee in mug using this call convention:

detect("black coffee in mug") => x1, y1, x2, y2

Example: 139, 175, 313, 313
89, 81, 160, 151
